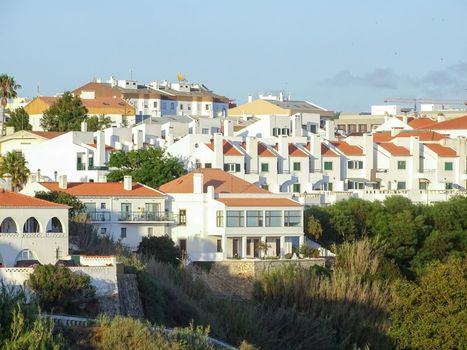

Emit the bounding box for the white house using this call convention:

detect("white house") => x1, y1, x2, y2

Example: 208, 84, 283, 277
159, 168, 305, 262
21, 176, 171, 249
0, 190, 69, 267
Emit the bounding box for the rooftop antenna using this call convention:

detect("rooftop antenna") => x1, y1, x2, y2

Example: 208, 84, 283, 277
130, 69, 133, 80
37, 84, 40, 96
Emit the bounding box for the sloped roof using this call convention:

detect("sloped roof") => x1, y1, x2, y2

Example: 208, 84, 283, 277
288, 143, 308, 157
372, 132, 393, 143
29, 131, 65, 139
86, 143, 116, 151
206, 140, 243, 156
240, 141, 276, 157
423, 143, 457, 157
427, 115, 467, 130
378, 143, 411, 156
392, 131, 446, 141
321, 144, 340, 157
159, 168, 268, 194
0, 190, 68, 208
39, 182, 165, 197
408, 118, 436, 129
216, 198, 302, 207
330, 141, 364, 156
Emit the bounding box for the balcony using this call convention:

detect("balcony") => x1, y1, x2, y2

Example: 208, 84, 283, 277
118, 211, 176, 223
87, 211, 111, 222
88, 165, 109, 171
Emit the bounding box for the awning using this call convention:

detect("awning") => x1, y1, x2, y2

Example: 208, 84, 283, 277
419, 178, 431, 183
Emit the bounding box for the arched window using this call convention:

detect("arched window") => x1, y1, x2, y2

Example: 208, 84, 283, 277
0, 217, 17, 233
46, 217, 63, 233
23, 217, 40, 233
15, 249, 38, 264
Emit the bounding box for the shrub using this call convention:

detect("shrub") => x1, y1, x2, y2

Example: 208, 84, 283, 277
299, 244, 320, 258
27, 264, 96, 315
138, 236, 181, 265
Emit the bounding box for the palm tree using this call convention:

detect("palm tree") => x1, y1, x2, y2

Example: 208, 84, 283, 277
0, 74, 22, 134
0, 151, 30, 191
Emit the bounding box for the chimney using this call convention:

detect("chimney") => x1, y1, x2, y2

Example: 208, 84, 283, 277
2, 173, 12, 191
98, 175, 107, 183
325, 120, 335, 140
58, 175, 67, 189
437, 114, 445, 123
123, 175, 132, 191
134, 130, 143, 149
402, 116, 408, 124
363, 134, 374, 179
248, 95, 253, 103
207, 185, 215, 198
95, 131, 105, 166
223, 120, 233, 137
246, 136, 258, 173
81, 121, 88, 132
292, 114, 302, 137
278, 135, 289, 173
193, 173, 204, 194
213, 133, 224, 168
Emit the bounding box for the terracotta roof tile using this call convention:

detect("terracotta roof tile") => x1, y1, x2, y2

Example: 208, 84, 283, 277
239, 141, 276, 157
29, 131, 65, 139
288, 144, 308, 157
321, 144, 339, 157
39, 182, 165, 197
372, 132, 393, 142
206, 140, 243, 156
378, 143, 411, 156
216, 198, 302, 207
159, 168, 268, 194
0, 190, 68, 208
330, 141, 364, 156
428, 115, 467, 130
391, 131, 446, 141
408, 118, 437, 129
87, 143, 116, 151
423, 143, 457, 157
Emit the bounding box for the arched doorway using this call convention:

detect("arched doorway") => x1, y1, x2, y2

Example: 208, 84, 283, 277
0, 217, 17, 233
23, 217, 40, 233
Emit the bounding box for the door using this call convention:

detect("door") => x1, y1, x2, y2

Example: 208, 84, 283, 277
253, 239, 260, 258
232, 239, 239, 257
121, 203, 131, 220
275, 239, 280, 257
145, 203, 160, 220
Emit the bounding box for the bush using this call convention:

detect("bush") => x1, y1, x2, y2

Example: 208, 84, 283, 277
27, 265, 96, 315
299, 244, 320, 258
138, 236, 181, 265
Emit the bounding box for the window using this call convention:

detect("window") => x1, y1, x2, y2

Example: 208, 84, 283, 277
76, 153, 85, 170
188, 105, 191, 111
347, 160, 363, 169
272, 128, 279, 137
100, 228, 107, 235
180, 104, 183, 110
202, 128, 209, 134
358, 124, 368, 133
397, 161, 406, 170
348, 181, 364, 190
84, 202, 97, 212
88, 155, 94, 168
293, 162, 301, 171
284, 210, 302, 227
246, 210, 263, 227
445, 162, 453, 171
178, 209, 186, 225
216, 239, 222, 252
419, 181, 428, 190
309, 124, 317, 133
120, 228, 127, 239
282, 128, 289, 136
226, 210, 244, 227
265, 210, 282, 227
292, 183, 301, 193
324, 161, 333, 170
100, 203, 106, 209
204, 163, 212, 168
147, 227, 153, 237
261, 163, 269, 173
261, 184, 269, 190
323, 182, 333, 191
153, 101, 157, 108
445, 182, 453, 190
216, 210, 224, 227
397, 182, 406, 190
224, 163, 240, 172
205, 104, 210, 110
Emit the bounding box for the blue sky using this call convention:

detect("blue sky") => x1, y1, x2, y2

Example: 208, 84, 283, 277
1, 0, 466, 111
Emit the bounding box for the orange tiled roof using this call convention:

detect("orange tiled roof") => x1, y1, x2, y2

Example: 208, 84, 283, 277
239, 141, 276, 157
39, 182, 165, 197
206, 140, 243, 156
372, 132, 393, 142
86, 143, 116, 151
378, 143, 411, 156
408, 118, 437, 129
216, 198, 302, 207
423, 143, 457, 157
330, 141, 364, 156
29, 131, 65, 139
321, 144, 339, 157
288, 144, 308, 157
0, 190, 68, 208
428, 115, 467, 130
159, 168, 268, 194
391, 131, 446, 141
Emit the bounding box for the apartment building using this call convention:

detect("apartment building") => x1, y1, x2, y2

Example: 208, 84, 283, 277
159, 168, 305, 261
21, 176, 170, 248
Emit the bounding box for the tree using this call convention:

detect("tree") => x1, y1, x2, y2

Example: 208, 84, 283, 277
0, 151, 30, 191
27, 264, 96, 315
107, 148, 187, 189
5, 107, 32, 131
389, 257, 467, 349
35, 190, 85, 219
40, 91, 88, 131
306, 215, 323, 240
0, 74, 21, 132
87, 115, 112, 131
137, 236, 181, 265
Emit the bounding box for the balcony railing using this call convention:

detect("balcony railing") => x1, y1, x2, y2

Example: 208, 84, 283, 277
87, 211, 111, 222
88, 165, 109, 171
118, 211, 175, 222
